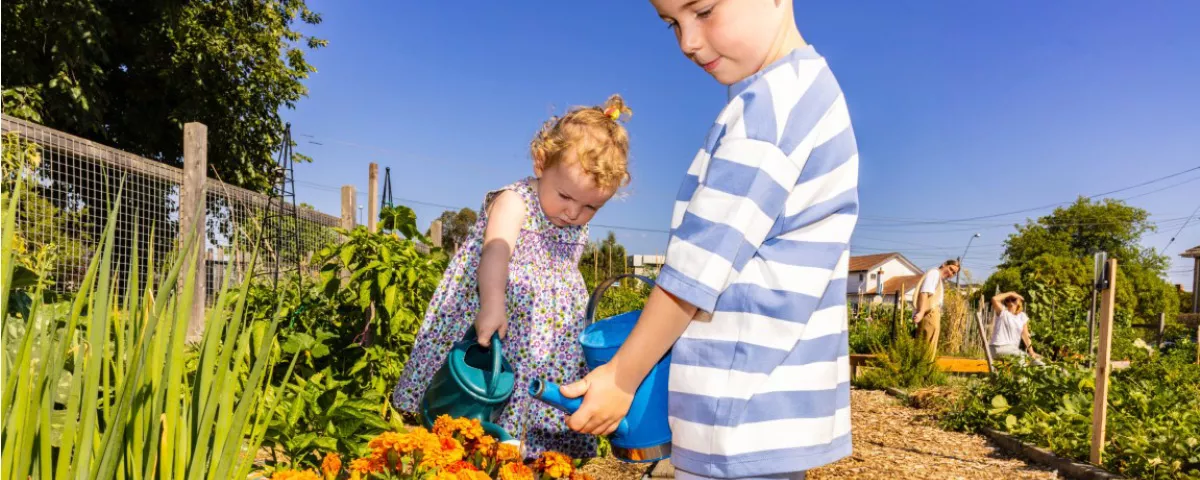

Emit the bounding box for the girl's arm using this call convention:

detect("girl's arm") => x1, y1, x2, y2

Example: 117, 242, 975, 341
992, 291, 1020, 313
475, 190, 526, 347
1021, 322, 1037, 356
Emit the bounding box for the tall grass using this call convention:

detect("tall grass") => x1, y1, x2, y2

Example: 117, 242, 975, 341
1, 171, 297, 480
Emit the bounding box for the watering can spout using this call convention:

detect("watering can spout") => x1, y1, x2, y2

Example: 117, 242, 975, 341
528, 379, 630, 438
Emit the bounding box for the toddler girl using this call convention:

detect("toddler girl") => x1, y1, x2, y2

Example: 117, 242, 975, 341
391, 95, 633, 459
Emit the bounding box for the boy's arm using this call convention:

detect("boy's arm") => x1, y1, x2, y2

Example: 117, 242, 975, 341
561, 286, 697, 434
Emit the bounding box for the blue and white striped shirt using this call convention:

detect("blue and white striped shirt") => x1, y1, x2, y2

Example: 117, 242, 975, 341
657, 46, 859, 478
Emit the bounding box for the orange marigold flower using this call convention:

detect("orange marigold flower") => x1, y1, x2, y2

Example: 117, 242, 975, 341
270, 469, 322, 480
459, 470, 493, 480
348, 457, 382, 475
433, 472, 459, 480
459, 418, 486, 442
471, 433, 497, 455
321, 452, 342, 479
397, 428, 439, 454
494, 443, 522, 462
422, 435, 466, 469
433, 415, 458, 436
536, 451, 574, 479
368, 431, 405, 456
569, 472, 595, 480
445, 460, 479, 473
498, 462, 535, 480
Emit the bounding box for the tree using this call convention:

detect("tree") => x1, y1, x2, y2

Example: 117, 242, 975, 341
3, 0, 326, 294
982, 197, 1179, 323
434, 208, 478, 253
2, 0, 325, 192
580, 231, 628, 289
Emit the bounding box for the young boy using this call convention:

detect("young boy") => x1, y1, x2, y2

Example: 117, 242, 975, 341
559, 0, 859, 478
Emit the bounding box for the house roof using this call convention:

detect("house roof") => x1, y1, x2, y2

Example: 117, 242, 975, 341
1181, 245, 1200, 259
849, 252, 923, 274
849, 253, 896, 272
866, 274, 924, 295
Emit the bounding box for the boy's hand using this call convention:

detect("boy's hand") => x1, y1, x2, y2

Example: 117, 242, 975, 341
559, 363, 635, 435
474, 306, 508, 348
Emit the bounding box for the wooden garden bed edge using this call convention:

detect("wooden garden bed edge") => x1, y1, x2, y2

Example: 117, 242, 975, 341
877, 387, 1125, 480
980, 428, 1125, 480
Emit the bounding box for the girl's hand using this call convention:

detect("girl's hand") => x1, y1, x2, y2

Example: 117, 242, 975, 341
474, 306, 508, 348
559, 363, 635, 435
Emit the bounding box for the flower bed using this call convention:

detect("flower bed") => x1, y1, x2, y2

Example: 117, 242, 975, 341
270, 415, 596, 480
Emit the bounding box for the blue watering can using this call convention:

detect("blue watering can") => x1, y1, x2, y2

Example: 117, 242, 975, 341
419, 327, 516, 442
529, 274, 672, 463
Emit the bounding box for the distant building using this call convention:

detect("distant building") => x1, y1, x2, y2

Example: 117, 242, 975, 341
627, 254, 665, 277
847, 252, 924, 305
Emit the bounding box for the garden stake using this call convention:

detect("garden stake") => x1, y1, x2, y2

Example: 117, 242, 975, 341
1090, 257, 1117, 465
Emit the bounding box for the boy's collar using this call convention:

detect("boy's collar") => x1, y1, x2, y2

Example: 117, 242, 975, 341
728, 45, 820, 100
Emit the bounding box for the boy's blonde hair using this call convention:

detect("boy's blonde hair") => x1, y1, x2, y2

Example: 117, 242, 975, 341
530, 94, 632, 192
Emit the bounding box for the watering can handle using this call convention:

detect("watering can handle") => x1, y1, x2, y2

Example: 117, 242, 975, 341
487, 332, 503, 397
584, 274, 655, 328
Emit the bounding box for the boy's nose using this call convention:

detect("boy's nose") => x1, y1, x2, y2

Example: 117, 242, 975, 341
680, 27, 703, 56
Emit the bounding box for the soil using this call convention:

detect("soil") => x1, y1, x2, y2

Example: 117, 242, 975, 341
581, 389, 1062, 480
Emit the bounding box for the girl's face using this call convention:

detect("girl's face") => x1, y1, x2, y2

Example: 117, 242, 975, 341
534, 153, 615, 227
1005, 300, 1022, 314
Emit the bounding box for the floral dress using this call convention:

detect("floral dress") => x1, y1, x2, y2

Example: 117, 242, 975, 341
392, 177, 595, 459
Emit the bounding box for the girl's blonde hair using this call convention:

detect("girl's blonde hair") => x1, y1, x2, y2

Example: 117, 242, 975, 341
530, 94, 632, 192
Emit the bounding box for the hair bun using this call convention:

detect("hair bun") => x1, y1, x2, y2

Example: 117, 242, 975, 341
601, 94, 632, 123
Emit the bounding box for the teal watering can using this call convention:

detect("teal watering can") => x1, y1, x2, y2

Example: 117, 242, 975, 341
529, 274, 673, 463
419, 327, 516, 442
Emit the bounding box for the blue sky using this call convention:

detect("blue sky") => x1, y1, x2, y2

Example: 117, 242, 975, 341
282, 1, 1200, 287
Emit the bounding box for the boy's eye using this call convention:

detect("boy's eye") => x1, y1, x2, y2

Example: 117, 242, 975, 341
696, 7, 713, 18
663, 19, 677, 30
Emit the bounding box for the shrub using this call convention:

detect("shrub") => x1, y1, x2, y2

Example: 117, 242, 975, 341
854, 333, 947, 391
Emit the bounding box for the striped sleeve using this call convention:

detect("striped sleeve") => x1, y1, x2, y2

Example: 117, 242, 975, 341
658, 119, 805, 313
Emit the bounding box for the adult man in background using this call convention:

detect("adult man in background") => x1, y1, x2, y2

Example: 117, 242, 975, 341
911, 259, 959, 356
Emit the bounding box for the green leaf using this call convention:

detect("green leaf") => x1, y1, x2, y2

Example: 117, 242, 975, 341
339, 244, 357, 266
377, 269, 393, 291
383, 284, 398, 316
1005, 415, 1018, 430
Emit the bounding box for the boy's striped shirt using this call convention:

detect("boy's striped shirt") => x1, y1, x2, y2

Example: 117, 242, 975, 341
656, 46, 859, 478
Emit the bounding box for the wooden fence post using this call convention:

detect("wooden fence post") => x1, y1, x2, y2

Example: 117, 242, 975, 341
368, 163, 379, 233
181, 122, 208, 343
430, 219, 443, 249
1157, 312, 1165, 348
1091, 257, 1118, 465
341, 185, 357, 232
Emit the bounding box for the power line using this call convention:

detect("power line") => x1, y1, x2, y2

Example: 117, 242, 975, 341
1163, 200, 1200, 254
858, 165, 1200, 225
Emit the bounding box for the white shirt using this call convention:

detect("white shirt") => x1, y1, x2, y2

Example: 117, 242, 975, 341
918, 268, 944, 308
990, 310, 1029, 347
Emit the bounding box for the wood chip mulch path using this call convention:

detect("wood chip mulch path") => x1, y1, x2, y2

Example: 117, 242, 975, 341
581, 389, 1061, 479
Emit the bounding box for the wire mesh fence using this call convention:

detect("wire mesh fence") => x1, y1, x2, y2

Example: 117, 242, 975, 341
3, 115, 341, 304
